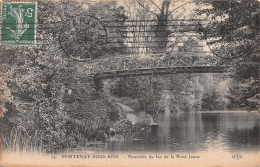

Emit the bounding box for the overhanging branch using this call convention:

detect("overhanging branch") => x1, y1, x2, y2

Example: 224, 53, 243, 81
136, 0, 158, 15
168, 1, 194, 16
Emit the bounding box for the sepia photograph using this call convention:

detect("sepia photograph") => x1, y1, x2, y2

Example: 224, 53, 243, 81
0, 0, 259, 166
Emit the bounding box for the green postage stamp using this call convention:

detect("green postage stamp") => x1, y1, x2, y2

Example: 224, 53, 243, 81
1, 1, 37, 45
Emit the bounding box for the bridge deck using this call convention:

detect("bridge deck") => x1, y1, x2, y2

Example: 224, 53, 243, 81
92, 66, 230, 79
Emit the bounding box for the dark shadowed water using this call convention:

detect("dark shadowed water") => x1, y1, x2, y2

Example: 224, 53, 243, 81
102, 111, 260, 153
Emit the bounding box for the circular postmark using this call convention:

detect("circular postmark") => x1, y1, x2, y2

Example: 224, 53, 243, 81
59, 14, 107, 62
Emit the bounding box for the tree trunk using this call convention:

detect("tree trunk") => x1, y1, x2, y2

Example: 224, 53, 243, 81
153, 0, 170, 53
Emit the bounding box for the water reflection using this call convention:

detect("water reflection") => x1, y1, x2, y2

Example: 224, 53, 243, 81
103, 111, 260, 153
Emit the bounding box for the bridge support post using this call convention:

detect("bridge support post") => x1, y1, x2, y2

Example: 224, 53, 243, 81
93, 77, 103, 92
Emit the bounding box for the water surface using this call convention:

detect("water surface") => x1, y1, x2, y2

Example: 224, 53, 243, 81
103, 111, 260, 153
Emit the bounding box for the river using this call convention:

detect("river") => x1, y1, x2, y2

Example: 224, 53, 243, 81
102, 111, 260, 153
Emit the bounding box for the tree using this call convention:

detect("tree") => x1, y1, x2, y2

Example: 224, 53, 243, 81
197, 0, 259, 111
201, 89, 218, 111
135, 0, 195, 53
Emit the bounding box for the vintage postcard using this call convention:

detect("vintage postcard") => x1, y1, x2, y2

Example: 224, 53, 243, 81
0, 0, 259, 166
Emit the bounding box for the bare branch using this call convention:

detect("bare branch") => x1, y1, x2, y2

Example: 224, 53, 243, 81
168, 1, 194, 16
135, 0, 158, 15
150, 0, 161, 11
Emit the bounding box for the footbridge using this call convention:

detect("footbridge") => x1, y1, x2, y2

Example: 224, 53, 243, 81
92, 66, 230, 79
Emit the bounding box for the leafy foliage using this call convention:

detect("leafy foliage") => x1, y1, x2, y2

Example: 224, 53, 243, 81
0, 0, 126, 152
198, 0, 259, 110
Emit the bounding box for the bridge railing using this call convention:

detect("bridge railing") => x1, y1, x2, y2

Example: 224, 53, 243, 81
84, 54, 221, 75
